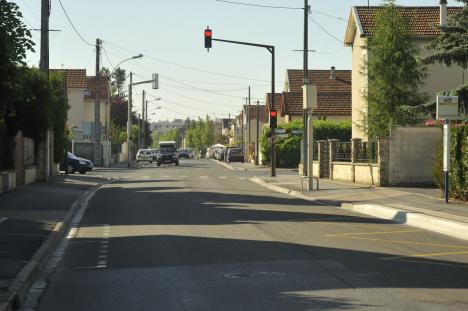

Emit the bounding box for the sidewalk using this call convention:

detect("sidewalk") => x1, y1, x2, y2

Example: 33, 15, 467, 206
0, 174, 108, 311
220, 160, 468, 241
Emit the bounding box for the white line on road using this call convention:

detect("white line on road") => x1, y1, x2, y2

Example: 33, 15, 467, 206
96, 224, 111, 268
66, 227, 78, 239
218, 176, 227, 179
199, 176, 208, 179
162, 175, 170, 178
0, 217, 8, 224
180, 175, 188, 178
141, 176, 151, 179
237, 177, 248, 180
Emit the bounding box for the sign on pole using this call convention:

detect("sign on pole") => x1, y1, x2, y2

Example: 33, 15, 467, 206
436, 96, 461, 120
275, 128, 286, 134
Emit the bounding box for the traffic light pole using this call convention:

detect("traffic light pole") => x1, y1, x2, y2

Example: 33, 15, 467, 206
211, 37, 276, 177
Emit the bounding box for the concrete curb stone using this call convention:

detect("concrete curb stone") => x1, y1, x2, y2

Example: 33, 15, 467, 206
249, 176, 468, 242
0, 177, 111, 311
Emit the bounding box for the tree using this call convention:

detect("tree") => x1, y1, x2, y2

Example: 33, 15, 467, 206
425, 0, 468, 70
0, 0, 35, 138
365, 0, 428, 139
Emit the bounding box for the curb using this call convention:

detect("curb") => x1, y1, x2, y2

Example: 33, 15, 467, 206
249, 176, 468, 242
211, 159, 237, 171
0, 178, 111, 311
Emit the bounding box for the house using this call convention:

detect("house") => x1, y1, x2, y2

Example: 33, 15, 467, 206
52, 69, 110, 140
241, 104, 268, 162
344, 1, 465, 139
282, 69, 352, 122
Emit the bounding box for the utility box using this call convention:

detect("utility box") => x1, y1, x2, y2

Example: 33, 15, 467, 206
303, 84, 317, 110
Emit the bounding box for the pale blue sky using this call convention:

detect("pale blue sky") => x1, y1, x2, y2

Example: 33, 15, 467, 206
17, 0, 458, 121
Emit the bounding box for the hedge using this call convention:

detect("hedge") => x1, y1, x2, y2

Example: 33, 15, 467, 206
261, 119, 352, 167
433, 124, 468, 201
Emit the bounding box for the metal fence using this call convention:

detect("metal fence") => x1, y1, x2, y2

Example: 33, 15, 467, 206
111, 143, 122, 156
334, 142, 352, 162
356, 141, 378, 163
312, 142, 318, 161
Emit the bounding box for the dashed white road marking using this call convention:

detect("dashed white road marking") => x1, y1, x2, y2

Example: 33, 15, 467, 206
237, 177, 248, 180
180, 175, 188, 178
199, 176, 209, 179
162, 175, 170, 178
141, 176, 151, 179
0, 217, 8, 224
97, 224, 111, 269
218, 176, 227, 179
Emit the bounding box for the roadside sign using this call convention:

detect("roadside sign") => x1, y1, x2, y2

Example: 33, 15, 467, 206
275, 128, 286, 134
276, 133, 289, 139
291, 129, 302, 135
437, 96, 461, 120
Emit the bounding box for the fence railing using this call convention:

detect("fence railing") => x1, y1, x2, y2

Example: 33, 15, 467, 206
312, 142, 318, 161
356, 141, 378, 163
334, 142, 352, 162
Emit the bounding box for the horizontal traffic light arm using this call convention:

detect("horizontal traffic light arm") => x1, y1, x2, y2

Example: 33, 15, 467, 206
212, 38, 274, 54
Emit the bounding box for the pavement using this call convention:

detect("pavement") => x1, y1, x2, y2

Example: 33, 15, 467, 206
220, 159, 468, 241
1, 159, 468, 310
0, 174, 109, 311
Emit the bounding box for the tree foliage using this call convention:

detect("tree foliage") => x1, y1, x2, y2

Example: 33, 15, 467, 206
425, 0, 468, 69
184, 116, 215, 151
365, 0, 428, 139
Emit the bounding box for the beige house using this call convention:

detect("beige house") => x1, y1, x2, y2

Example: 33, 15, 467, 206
282, 69, 352, 123
53, 69, 110, 140
344, 2, 466, 139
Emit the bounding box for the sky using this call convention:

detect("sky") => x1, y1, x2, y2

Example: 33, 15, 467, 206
17, 0, 457, 122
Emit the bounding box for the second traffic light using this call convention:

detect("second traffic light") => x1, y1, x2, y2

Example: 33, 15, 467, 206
204, 27, 212, 51
269, 110, 277, 129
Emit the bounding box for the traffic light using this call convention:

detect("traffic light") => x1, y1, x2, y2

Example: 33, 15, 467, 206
204, 27, 212, 50
269, 110, 277, 129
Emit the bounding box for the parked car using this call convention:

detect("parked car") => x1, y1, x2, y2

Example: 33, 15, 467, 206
217, 149, 226, 161
66, 152, 93, 174
178, 148, 190, 159
198, 149, 206, 158
136, 149, 153, 163
187, 148, 194, 158
157, 141, 179, 166
150, 149, 160, 160
226, 148, 244, 163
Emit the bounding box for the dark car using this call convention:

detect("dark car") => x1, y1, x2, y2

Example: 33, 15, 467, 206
217, 149, 226, 161
226, 148, 244, 163
157, 141, 179, 166
66, 152, 93, 174
178, 148, 190, 159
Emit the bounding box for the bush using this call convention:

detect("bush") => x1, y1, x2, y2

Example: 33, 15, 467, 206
433, 124, 468, 201
260, 119, 352, 167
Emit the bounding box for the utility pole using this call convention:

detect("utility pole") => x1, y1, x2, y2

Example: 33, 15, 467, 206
145, 93, 148, 148
141, 90, 146, 149
303, 0, 309, 177
248, 86, 251, 162
127, 72, 133, 168
40, 0, 50, 181
40, 0, 50, 74
94, 38, 102, 166
256, 100, 260, 165
138, 113, 141, 149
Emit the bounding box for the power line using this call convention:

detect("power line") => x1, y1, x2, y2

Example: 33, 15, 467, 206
57, 0, 94, 47
215, 0, 302, 10
310, 9, 347, 23
104, 40, 275, 83
101, 45, 114, 70
308, 15, 343, 43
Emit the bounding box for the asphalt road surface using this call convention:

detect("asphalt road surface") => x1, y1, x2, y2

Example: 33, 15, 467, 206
35, 159, 468, 310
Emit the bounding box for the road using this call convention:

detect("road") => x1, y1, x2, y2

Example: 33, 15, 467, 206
35, 159, 468, 310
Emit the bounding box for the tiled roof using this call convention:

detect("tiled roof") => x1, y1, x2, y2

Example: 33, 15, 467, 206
85, 76, 109, 100
243, 104, 268, 122
314, 92, 351, 116
50, 69, 87, 89
355, 6, 463, 37
283, 91, 351, 117
266, 93, 283, 112
286, 69, 351, 93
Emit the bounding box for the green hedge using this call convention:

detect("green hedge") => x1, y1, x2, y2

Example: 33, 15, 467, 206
433, 124, 468, 201
260, 119, 352, 167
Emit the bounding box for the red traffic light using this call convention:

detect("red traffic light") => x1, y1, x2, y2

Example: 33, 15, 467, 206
270, 110, 277, 118
204, 27, 212, 50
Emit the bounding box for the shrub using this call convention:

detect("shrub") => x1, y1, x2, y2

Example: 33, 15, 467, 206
260, 119, 352, 167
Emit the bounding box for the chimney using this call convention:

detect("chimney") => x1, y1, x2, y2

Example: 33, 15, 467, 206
330, 66, 336, 80
440, 0, 448, 26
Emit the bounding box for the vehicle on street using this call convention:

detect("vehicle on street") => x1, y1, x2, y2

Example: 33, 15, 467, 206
198, 149, 206, 158
187, 148, 195, 158
157, 141, 179, 166
136, 149, 153, 163
178, 148, 190, 159
226, 148, 244, 163
149, 148, 159, 160
217, 149, 226, 161
66, 152, 94, 174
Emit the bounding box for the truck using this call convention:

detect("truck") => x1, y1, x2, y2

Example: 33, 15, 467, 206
157, 141, 179, 166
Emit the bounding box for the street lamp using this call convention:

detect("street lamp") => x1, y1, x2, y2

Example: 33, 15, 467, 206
106, 54, 143, 141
